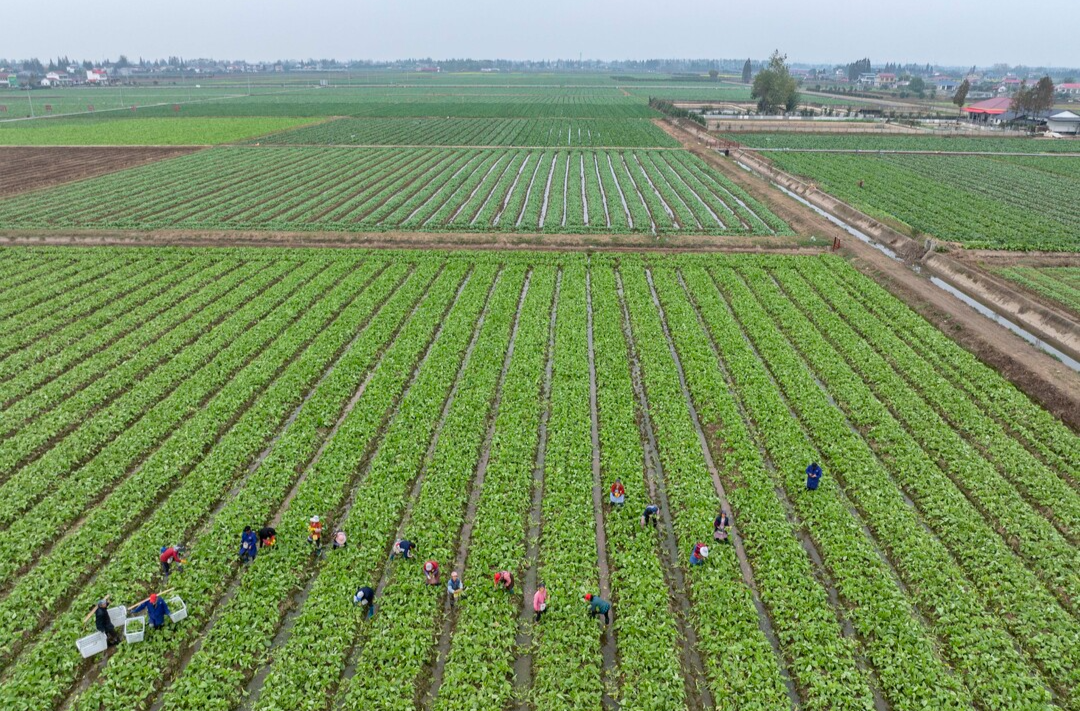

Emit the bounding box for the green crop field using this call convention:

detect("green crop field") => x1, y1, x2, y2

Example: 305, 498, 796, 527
0, 146, 790, 236
991, 265, 1080, 316
726, 132, 1080, 153
759, 151, 1080, 250
251, 117, 678, 147
0, 246, 1077, 711
0, 116, 321, 145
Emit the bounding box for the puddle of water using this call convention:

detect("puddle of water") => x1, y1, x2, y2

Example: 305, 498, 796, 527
929, 277, 1080, 372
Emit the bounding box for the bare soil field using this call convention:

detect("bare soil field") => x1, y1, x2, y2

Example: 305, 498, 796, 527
0, 146, 201, 197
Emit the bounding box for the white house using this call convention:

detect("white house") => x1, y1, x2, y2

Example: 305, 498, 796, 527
1046, 110, 1080, 134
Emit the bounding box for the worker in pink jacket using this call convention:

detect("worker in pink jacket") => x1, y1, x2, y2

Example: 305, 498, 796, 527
533, 583, 548, 622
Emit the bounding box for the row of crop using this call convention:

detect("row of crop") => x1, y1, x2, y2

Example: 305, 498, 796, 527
69, 261, 425, 711
766, 259, 1080, 706
430, 268, 557, 710
249, 263, 490, 711
708, 262, 1056, 709
0, 259, 261, 448
0, 260, 350, 664
724, 133, 1080, 153
783, 262, 1080, 604
994, 266, 1080, 317
155, 261, 448, 711
254, 117, 679, 147
0, 260, 294, 522
335, 267, 526, 709
790, 262, 1080, 544
0, 257, 381, 710
690, 262, 980, 709
0, 255, 217, 395
530, 263, 605, 709
648, 260, 887, 709
890, 155, 1080, 229
0, 254, 70, 295
0, 258, 111, 324
589, 264, 691, 708
0, 264, 379, 603
822, 260, 1080, 480
0, 255, 134, 342
49, 260, 397, 711
615, 260, 796, 709
0, 256, 158, 360
541, 151, 570, 229
386, 153, 488, 227
765, 152, 1077, 251
232, 146, 407, 223
0, 147, 791, 236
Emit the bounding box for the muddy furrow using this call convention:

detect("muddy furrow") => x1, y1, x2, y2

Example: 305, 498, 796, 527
335, 267, 504, 696
238, 265, 475, 711
420, 269, 533, 707
610, 270, 712, 710
512, 270, 561, 710
143, 264, 410, 711
584, 269, 620, 711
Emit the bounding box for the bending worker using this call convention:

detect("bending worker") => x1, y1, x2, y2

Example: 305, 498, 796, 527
609, 479, 625, 508
353, 586, 376, 619
424, 559, 441, 585
643, 504, 660, 528
258, 525, 277, 548
493, 570, 513, 593
159, 545, 182, 581
584, 593, 611, 625
690, 542, 709, 566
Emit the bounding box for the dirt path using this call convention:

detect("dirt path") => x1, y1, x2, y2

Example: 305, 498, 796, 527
657, 118, 1080, 431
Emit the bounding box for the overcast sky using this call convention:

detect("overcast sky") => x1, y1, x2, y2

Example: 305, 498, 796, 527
5, 0, 1077, 68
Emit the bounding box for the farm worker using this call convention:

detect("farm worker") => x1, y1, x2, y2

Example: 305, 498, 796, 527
159, 545, 182, 579
308, 516, 322, 545
239, 526, 258, 564
353, 586, 376, 619
642, 504, 660, 528
805, 463, 823, 491
94, 599, 121, 646
533, 583, 548, 622
609, 479, 625, 508
690, 542, 709, 566
131, 593, 171, 630
424, 560, 441, 585
258, 526, 277, 548
392, 538, 414, 560
493, 570, 513, 593
858, 179, 865, 189
332, 530, 348, 550
584, 593, 611, 625
446, 571, 463, 605
713, 511, 731, 543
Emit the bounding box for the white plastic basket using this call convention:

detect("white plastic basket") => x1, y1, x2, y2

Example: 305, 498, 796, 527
107, 605, 126, 627
76, 631, 107, 658
167, 596, 187, 623
124, 616, 145, 644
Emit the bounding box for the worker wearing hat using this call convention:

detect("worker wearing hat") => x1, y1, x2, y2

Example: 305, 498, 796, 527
131, 593, 171, 630
584, 593, 611, 625
690, 542, 709, 566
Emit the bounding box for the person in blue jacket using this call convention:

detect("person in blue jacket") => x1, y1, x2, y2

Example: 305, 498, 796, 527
805, 462, 823, 491
239, 525, 258, 563
130, 593, 171, 630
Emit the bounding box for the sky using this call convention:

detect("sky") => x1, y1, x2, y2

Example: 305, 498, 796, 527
4, 0, 1077, 68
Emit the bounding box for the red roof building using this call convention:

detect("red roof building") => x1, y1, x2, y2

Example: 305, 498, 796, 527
964, 97, 1013, 115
